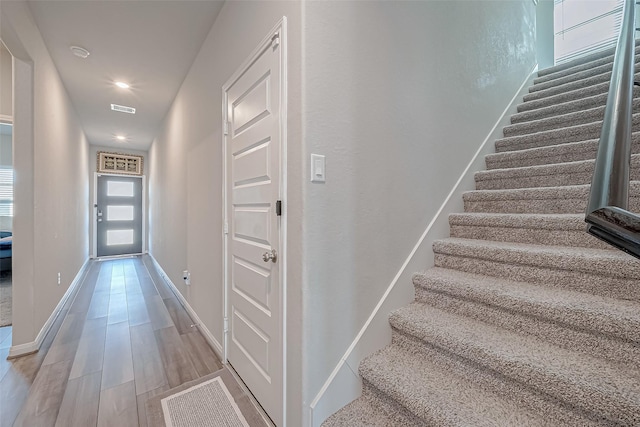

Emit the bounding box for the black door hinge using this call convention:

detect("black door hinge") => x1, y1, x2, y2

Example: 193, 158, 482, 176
276, 200, 282, 216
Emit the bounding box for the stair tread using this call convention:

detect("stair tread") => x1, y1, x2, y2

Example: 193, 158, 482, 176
465, 181, 640, 199
433, 237, 640, 275
464, 183, 590, 200
450, 212, 586, 229
389, 303, 640, 424
359, 344, 547, 426
476, 154, 640, 181
487, 137, 600, 166
414, 267, 640, 342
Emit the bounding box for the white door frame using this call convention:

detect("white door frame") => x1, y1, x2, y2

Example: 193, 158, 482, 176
92, 172, 147, 258
222, 17, 288, 426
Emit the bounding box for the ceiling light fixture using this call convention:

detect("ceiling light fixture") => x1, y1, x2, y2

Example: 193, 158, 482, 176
110, 104, 136, 114
115, 81, 130, 89
69, 45, 90, 59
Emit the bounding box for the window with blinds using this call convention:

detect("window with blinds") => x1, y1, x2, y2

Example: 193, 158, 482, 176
0, 168, 13, 217
554, 0, 624, 64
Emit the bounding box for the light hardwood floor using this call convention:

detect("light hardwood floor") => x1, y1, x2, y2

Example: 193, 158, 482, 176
0, 255, 224, 427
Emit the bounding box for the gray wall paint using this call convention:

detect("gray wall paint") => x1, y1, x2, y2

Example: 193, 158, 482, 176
0, 131, 11, 167
302, 0, 537, 420
88, 145, 148, 257
0, 128, 11, 232
537, 0, 555, 69
146, 0, 537, 423
147, 1, 303, 423
0, 43, 11, 117
1, 2, 89, 346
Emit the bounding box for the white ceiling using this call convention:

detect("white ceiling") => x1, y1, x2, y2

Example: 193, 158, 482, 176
27, 1, 224, 151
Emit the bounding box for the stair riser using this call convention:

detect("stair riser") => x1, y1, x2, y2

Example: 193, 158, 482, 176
475, 160, 640, 190
485, 139, 640, 170
529, 57, 640, 94
449, 223, 610, 250
512, 93, 609, 125
504, 106, 605, 138
390, 330, 607, 427
433, 252, 639, 301
414, 286, 640, 368
496, 115, 640, 153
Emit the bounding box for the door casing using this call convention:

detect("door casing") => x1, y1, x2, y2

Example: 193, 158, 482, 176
92, 172, 146, 258
222, 17, 288, 426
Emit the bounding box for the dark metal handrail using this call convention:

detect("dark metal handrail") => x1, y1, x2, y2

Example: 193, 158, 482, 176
585, 0, 640, 258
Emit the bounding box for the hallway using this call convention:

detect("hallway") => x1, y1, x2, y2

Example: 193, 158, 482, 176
0, 256, 238, 426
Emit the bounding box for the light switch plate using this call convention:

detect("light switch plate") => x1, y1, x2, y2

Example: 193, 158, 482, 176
311, 154, 326, 183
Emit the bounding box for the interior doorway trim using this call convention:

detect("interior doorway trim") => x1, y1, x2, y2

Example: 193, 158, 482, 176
222, 16, 288, 426
92, 172, 146, 258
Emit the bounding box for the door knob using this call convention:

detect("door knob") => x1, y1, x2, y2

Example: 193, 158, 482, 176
262, 249, 277, 263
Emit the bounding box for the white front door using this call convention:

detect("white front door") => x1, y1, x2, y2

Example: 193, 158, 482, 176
224, 21, 285, 426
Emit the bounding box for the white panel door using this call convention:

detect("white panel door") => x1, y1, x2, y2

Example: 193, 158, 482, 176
225, 26, 283, 426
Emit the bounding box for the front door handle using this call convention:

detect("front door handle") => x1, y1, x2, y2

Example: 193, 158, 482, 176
262, 249, 277, 263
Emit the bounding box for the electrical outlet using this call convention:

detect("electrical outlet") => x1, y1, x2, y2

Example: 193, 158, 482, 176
57, 272, 61, 285
183, 270, 191, 286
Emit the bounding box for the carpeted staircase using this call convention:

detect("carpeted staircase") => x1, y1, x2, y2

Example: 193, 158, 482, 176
323, 47, 640, 426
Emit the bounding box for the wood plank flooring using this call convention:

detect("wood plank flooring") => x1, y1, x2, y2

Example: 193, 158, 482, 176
0, 255, 224, 427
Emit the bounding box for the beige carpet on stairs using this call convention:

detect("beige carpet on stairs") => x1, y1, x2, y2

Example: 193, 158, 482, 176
323, 44, 640, 427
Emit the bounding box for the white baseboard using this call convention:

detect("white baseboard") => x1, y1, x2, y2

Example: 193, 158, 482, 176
307, 65, 540, 427
147, 255, 224, 360
9, 258, 91, 358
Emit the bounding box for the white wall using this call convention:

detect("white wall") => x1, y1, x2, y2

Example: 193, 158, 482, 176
0, 43, 11, 118
301, 1, 537, 424
147, 1, 303, 424
537, 0, 555, 69
0, 129, 12, 232
0, 132, 10, 167
88, 145, 148, 257
1, 1, 89, 347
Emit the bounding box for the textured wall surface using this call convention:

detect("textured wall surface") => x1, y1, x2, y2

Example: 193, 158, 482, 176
302, 1, 537, 422
0, 44, 11, 117
147, 1, 303, 423
1, 1, 89, 346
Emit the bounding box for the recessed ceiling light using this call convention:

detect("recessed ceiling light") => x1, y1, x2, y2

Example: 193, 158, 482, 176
69, 45, 90, 59
115, 135, 126, 141
115, 81, 130, 89
110, 104, 136, 114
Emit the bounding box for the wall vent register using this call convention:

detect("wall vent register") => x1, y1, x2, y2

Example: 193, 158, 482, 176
97, 151, 143, 176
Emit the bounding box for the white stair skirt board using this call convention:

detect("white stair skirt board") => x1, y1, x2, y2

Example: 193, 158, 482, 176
308, 65, 540, 427
8, 258, 90, 358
